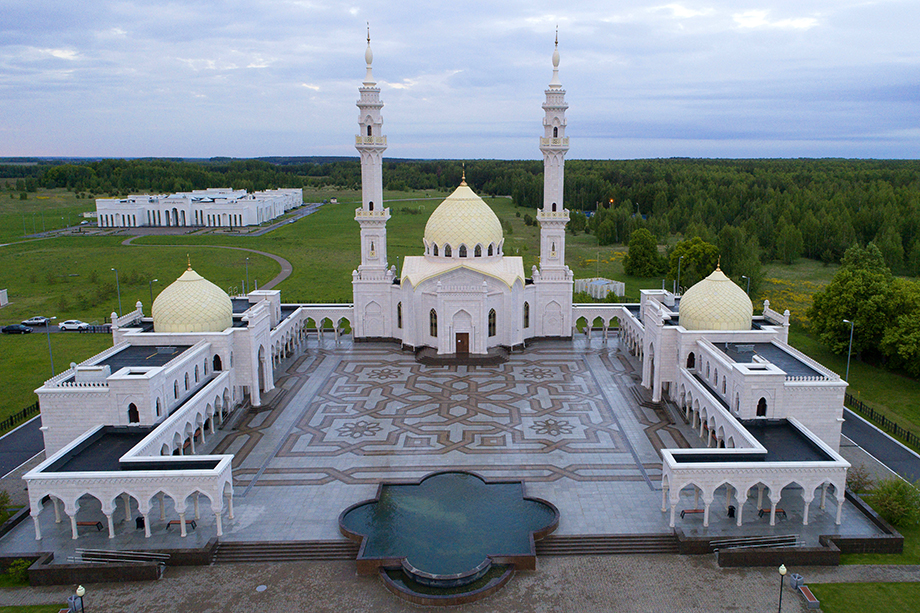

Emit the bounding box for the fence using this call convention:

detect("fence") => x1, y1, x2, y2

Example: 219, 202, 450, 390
0, 401, 39, 433
845, 393, 920, 450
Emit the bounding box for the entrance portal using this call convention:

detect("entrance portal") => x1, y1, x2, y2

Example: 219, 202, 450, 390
455, 333, 469, 354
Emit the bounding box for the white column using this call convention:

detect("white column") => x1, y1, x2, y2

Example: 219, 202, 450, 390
158, 493, 166, 520
802, 492, 815, 526
70, 514, 79, 540
53, 497, 62, 523
193, 493, 200, 520
31, 506, 42, 540
179, 512, 187, 537
106, 513, 115, 539
122, 494, 132, 522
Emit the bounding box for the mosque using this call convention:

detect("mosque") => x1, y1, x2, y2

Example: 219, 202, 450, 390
22, 36, 849, 547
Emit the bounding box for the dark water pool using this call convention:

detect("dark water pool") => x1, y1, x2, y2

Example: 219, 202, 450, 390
340, 472, 557, 583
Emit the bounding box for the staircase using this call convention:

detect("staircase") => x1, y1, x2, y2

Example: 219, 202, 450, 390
212, 534, 680, 564
535, 534, 679, 556
212, 540, 359, 564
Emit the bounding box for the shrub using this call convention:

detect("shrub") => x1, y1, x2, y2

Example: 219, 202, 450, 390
6, 559, 31, 584
865, 477, 920, 527
0, 490, 9, 517
846, 464, 875, 494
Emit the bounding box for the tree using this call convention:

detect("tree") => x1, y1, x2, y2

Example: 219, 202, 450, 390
624, 229, 665, 277
666, 237, 719, 290
775, 221, 804, 264
807, 243, 893, 358
879, 278, 920, 376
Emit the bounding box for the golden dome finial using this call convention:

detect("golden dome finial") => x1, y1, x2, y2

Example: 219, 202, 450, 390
461, 163, 467, 186
555, 25, 558, 46
187, 254, 192, 270
716, 256, 721, 271
367, 22, 370, 44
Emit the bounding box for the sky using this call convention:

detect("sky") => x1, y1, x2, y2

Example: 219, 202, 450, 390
1, 1, 918, 160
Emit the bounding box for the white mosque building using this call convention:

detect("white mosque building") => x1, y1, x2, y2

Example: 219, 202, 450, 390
23, 36, 849, 545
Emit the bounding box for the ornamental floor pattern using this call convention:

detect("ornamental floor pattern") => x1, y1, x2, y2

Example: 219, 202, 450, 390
210, 338, 686, 540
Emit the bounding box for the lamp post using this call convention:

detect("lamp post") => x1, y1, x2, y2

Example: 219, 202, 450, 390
111, 268, 122, 317
76, 585, 85, 612
149, 278, 158, 307
843, 319, 855, 382
777, 564, 787, 613
245, 257, 250, 294
46, 317, 57, 376
676, 255, 684, 295
742, 275, 751, 295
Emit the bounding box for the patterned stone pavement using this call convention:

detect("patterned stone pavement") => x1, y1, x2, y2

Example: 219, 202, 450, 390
209, 339, 683, 541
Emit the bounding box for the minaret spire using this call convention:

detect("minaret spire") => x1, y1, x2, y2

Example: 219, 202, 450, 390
364, 23, 375, 85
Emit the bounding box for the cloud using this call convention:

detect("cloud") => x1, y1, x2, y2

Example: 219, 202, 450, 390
733, 9, 818, 30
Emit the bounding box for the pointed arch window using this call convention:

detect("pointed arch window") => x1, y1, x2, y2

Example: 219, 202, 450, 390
488, 309, 497, 337
213, 355, 222, 372
523, 302, 530, 329
552, 202, 557, 212
553, 126, 558, 138
367, 125, 372, 137
397, 302, 403, 329
429, 309, 438, 337
474, 244, 482, 257
686, 352, 695, 369
174, 381, 179, 399
368, 201, 374, 211
185, 373, 190, 390
444, 244, 452, 257
488, 244, 494, 256
156, 398, 162, 417
432, 243, 438, 256
756, 397, 768, 417
459, 244, 467, 258
128, 403, 139, 424
195, 365, 199, 382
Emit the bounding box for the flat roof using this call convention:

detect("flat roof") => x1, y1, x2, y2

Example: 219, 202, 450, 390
231, 298, 251, 314
45, 427, 152, 473
721, 342, 822, 378
741, 420, 835, 462
97, 345, 192, 371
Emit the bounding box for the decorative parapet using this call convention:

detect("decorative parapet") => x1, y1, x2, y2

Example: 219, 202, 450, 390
762, 300, 790, 326
539, 137, 569, 147
42, 342, 131, 387
355, 135, 387, 146
113, 306, 144, 328
536, 209, 569, 221
354, 208, 391, 219
786, 374, 830, 382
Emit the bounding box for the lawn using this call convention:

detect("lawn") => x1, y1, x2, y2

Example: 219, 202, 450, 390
0, 606, 65, 613
0, 332, 111, 418
809, 583, 920, 613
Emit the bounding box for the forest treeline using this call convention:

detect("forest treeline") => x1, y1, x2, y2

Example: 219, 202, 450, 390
4, 157, 920, 275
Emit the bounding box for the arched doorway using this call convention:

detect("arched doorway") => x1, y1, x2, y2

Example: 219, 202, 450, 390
756, 397, 768, 417
213, 355, 222, 372
127, 403, 139, 423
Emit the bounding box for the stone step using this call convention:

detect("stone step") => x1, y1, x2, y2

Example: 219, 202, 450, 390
213, 541, 359, 564
536, 534, 679, 556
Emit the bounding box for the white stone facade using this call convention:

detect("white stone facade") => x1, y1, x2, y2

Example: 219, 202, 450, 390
96, 187, 302, 228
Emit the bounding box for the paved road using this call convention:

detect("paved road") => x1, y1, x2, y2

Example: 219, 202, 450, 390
842, 408, 920, 482
0, 416, 42, 478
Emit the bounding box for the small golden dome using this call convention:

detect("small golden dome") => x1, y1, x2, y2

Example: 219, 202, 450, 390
424, 182, 503, 256
679, 268, 753, 331
152, 268, 232, 333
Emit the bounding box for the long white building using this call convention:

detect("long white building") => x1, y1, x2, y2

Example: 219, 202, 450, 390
96, 187, 303, 228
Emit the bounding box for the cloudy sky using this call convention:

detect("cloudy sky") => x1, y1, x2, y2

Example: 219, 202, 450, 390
1, 1, 918, 160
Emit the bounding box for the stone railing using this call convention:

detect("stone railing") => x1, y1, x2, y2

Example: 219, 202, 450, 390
42, 342, 131, 387
537, 209, 570, 220
786, 374, 830, 382
540, 137, 569, 147
355, 135, 387, 146
113, 306, 144, 328
354, 208, 391, 219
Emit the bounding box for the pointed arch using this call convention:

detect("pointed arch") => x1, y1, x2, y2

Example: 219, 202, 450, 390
444, 244, 452, 257
488, 309, 497, 337
127, 403, 139, 424
433, 243, 438, 256
686, 352, 695, 369
396, 302, 403, 329
474, 244, 482, 257
429, 309, 438, 337
459, 244, 467, 258
523, 302, 530, 329
756, 397, 768, 417
488, 243, 494, 256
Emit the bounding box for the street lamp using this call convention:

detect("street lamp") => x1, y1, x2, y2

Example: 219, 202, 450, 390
843, 319, 855, 382
76, 585, 85, 612
676, 255, 684, 295
245, 257, 250, 294
111, 268, 122, 317
149, 278, 158, 307
777, 564, 787, 613
742, 275, 751, 295
46, 317, 57, 376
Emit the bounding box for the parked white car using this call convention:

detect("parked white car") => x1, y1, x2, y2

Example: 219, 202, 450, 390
58, 320, 90, 331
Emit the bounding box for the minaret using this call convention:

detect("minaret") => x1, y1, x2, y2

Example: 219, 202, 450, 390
355, 26, 389, 279
538, 30, 570, 276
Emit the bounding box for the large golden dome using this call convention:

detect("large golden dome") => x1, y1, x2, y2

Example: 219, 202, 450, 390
679, 268, 753, 331
423, 181, 503, 256
152, 268, 232, 333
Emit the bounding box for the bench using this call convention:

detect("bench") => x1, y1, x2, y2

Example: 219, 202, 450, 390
76, 521, 104, 532
166, 519, 196, 531
798, 585, 820, 609
758, 508, 787, 519
680, 509, 705, 519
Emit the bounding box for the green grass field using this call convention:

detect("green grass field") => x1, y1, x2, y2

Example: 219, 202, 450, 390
809, 582, 920, 613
